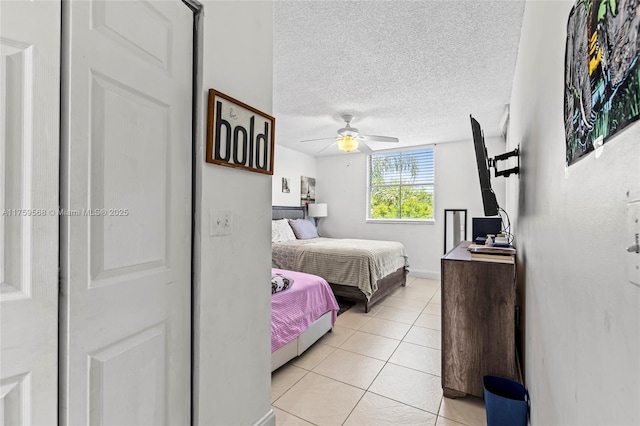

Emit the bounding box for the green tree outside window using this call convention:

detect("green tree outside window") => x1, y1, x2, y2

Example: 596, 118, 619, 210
368, 148, 434, 220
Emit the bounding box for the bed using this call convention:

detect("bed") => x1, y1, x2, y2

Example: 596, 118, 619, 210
272, 206, 409, 313
271, 268, 339, 372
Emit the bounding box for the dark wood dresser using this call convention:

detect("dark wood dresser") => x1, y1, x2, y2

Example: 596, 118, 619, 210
441, 241, 518, 398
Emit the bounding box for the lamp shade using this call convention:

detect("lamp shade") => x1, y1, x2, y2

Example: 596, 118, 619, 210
337, 135, 358, 152
308, 203, 328, 218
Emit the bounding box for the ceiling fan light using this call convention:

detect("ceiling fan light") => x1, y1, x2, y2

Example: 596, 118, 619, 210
337, 135, 358, 152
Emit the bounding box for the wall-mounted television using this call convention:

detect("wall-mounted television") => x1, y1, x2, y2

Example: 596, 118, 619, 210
470, 115, 499, 216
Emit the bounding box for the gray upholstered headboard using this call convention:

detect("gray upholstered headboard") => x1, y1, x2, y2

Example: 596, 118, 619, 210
272, 205, 306, 220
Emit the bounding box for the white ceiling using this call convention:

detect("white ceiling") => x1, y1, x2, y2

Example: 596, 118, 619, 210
273, 0, 526, 156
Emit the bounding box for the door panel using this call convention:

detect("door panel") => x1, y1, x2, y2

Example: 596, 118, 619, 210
0, 1, 60, 424
91, 0, 173, 71
60, 1, 193, 424
88, 324, 166, 425
89, 73, 169, 284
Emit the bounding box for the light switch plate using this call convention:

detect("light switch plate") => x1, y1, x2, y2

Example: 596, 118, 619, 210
627, 198, 640, 286
210, 209, 233, 237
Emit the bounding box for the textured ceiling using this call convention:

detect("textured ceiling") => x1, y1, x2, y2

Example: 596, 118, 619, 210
273, 0, 526, 156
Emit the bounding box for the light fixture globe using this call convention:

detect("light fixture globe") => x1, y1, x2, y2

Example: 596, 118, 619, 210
298, 113, 399, 154
337, 135, 358, 152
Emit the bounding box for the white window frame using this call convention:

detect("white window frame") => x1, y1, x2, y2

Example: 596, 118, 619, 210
366, 146, 436, 224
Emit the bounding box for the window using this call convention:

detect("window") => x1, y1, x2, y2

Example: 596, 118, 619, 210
367, 147, 435, 221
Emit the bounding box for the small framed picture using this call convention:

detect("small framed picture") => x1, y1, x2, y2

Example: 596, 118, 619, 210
300, 176, 316, 206
282, 177, 290, 193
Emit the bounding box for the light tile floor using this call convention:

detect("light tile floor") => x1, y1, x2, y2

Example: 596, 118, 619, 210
271, 276, 487, 426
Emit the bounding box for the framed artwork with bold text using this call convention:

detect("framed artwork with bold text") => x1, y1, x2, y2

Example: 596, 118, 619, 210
206, 89, 275, 174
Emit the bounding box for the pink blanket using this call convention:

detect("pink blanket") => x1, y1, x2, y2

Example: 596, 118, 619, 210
271, 268, 339, 352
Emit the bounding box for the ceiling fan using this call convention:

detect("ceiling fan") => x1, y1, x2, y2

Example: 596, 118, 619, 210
300, 114, 399, 154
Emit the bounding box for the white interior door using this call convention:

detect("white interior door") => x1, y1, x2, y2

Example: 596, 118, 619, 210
0, 1, 60, 424
60, 1, 193, 424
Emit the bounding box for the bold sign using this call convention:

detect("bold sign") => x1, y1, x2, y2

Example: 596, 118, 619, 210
206, 89, 275, 174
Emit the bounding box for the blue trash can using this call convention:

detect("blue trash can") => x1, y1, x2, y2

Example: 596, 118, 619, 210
483, 375, 529, 426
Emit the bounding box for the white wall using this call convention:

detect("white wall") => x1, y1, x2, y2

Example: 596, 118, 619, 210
193, 2, 274, 425
272, 145, 317, 206
506, 1, 640, 424
316, 140, 506, 278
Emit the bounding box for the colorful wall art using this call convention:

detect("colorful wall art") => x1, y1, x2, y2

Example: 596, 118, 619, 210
564, 0, 639, 165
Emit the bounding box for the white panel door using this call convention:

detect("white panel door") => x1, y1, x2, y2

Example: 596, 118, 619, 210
0, 1, 60, 424
60, 1, 193, 424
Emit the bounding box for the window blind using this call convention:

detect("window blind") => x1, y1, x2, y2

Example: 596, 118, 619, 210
368, 147, 435, 220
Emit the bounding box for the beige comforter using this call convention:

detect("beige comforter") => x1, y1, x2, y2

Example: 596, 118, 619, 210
272, 238, 409, 299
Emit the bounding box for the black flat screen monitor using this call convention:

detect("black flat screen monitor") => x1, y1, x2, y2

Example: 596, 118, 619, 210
470, 115, 499, 216
472, 217, 503, 242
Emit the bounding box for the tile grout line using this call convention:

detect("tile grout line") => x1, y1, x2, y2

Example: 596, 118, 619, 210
344, 291, 444, 419
320, 335, 442, 376
271, 365, 312, 406
273, 404, 320, 426
334, 283, 438, 425
339, 385, 367, 425
363, 280, 444, 419
365, 388, 442, 417
273, 279, 445, 425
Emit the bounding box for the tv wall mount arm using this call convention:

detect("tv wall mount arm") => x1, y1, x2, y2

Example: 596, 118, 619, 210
490, 145, 520, 178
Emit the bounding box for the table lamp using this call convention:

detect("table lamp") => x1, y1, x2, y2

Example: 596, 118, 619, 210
307, 203, 328, 227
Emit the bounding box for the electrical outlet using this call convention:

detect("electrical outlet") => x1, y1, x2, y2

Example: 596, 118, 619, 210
210, 209, 233, 237
627, 198, 640, 286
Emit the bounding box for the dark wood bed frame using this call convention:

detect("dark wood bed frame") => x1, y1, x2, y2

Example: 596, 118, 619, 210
272, 205, 407, 313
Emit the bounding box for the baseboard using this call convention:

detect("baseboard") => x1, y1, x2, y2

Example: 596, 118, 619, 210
407, 269, 441, 281
253, 408, 276, 426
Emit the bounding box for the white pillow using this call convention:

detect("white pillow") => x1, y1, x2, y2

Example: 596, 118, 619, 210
272, 219, 296, 242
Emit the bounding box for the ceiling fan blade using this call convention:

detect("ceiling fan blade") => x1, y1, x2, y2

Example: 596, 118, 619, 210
316, 142, 337, 155
360, 135, 399, 143
357, 142, 373, 154
300, 136, 337, 143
